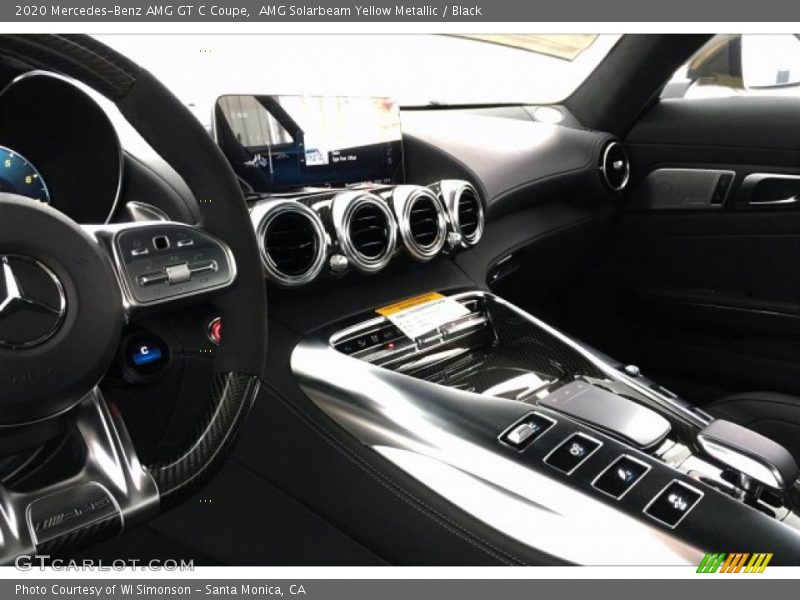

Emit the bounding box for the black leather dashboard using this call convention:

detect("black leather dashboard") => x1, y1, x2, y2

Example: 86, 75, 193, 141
403, 110, 615, 218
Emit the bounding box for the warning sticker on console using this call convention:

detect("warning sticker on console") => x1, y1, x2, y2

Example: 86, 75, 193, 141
376, 292, 470, 340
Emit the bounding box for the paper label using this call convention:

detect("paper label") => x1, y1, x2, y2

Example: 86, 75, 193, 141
376, 292, 470, 340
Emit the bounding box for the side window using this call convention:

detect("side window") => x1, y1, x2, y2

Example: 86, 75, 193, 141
662, 34, 800, 100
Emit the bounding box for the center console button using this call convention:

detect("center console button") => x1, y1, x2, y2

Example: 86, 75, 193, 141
544, 432, 602, 474
501, 413, 555, 449
592, 455, 651, 499
417, 332, 443, 349
644, 480, 703, 528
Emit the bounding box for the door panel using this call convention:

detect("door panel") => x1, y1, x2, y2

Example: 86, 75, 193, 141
561, 96, 800, 404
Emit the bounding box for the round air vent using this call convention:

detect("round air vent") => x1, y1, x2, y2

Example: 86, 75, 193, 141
456, 185, 482, 243
252, 201, 327, 286
392, 186, 447, 262
332, 192, 397, 273
431, 180, 485, 248
599, 140, 630, 192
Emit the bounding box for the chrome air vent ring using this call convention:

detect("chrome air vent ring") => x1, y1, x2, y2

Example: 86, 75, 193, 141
251, 200, 328, 287
434, 180, 484, 247
455, 183, 484, 244
333, 191, 397, 274
392, 185, 447, 262
599, 140, 630, 192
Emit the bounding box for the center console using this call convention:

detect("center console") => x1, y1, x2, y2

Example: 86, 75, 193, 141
210, 91, 800, 565
291, 291, 800, 565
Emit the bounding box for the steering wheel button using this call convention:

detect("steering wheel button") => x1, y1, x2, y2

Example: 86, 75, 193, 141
177, 238, 194, 248
138, 272, 168, 286
153, 235, 171, 250
130, 246, 149, 257
189, 260, 218, 275
165, 262, 192, 284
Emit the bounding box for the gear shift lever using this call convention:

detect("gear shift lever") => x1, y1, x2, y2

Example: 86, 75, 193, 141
697, 419, 799, 501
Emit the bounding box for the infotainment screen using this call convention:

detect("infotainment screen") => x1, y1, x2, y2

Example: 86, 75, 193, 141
215, 94, 403, 191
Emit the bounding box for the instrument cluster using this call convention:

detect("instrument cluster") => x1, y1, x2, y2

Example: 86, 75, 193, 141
0, 71, 122, 223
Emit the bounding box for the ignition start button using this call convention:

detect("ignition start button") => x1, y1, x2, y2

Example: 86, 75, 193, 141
119, 331, 170, 382
208, 317, 222, 345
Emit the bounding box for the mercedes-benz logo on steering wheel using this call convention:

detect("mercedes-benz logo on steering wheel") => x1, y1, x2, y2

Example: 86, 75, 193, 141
0, 255, 66, 349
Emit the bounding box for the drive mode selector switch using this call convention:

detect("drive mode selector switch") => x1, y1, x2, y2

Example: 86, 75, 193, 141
119, 331, 170, 383
644, 480, 703, 528
500, 413, 556, 449
544, 432, 602, 474
592, 455, 651, 499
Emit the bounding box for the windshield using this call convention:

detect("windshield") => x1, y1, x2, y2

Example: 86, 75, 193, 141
96, 34, 619, 125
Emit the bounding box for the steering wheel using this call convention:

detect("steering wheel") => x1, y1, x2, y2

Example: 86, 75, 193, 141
0, 35, 267, 560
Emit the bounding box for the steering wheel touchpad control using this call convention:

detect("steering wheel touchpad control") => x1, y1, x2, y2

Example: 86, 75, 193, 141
114, 225, 235, 306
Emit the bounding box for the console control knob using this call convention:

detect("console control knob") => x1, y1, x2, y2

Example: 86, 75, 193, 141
447, 231, 462, 248
329, 254, 348, 273
623, 364, 641, 377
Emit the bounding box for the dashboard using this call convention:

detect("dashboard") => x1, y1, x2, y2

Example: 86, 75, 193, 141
218, 96, 628, 291
0, 73, 628, 296
0, 69, 632, 409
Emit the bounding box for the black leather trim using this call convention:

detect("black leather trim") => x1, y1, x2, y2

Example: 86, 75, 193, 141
403, 114, 614, 219
566, 34, 710, 136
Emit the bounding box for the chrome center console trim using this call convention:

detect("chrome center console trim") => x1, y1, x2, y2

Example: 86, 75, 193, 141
291, 299, 710, 564
292, 290, 800, 564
